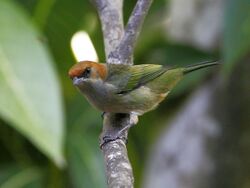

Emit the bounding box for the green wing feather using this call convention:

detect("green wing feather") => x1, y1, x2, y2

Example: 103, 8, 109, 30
106, 64, 167, 94
106, 60, 219, 94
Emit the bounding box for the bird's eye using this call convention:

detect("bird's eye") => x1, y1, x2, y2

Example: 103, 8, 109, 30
79, 67, 91, 78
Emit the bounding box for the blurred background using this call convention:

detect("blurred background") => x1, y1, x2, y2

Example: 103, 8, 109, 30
0, 0, 249, 188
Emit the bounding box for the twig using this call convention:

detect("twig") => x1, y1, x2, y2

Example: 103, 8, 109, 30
90, 0, 154, 187
100, 113, 136, 187
90, 0, 124, 57
108, 0, 154, 65
102, 140, 134, 187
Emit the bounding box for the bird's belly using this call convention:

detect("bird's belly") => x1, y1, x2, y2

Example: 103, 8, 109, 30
85, 86, 168, 115
84, 86, 167, 115
118, 87, 168, 115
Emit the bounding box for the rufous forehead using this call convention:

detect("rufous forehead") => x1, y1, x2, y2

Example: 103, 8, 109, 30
68, 61, 107, 79
68, 61, 91, 78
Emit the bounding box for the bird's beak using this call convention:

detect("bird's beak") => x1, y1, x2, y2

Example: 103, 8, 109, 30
72, 77, 84, 86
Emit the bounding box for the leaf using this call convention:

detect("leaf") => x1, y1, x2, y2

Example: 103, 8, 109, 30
223, 0, 250, 73
68, 132, 106, 188
67, 108, 106, 188
0, 165, 43, 188
0, 0, 65, 167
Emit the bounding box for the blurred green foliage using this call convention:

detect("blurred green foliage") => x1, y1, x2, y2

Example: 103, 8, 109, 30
0, 0, 248, 187
0, 0, 64, 167
223, 0, 250, 73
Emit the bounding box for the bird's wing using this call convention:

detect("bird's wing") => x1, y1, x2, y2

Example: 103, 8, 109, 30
106, 64, 167, 94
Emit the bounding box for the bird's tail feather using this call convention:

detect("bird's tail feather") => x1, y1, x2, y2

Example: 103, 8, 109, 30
183, 60, 219, 75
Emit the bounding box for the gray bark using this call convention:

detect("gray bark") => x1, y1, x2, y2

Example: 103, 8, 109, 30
90, 0, 124, 57
102, 140, 134, 187
100, 113, 135, 188
109, 0, 154, 65
90, 0, 153, 187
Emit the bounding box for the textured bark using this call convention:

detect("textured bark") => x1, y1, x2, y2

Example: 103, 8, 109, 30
100, 113, 136, 187
90, 0, 124, 57
90, 0, 153, 187
108, 0, 154, 65
102, 140, 134, 187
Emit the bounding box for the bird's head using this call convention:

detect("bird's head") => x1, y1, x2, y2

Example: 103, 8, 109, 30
68, 61, 107, 86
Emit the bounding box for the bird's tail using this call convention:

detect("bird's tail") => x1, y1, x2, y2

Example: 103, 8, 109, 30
183, 60, 219, 75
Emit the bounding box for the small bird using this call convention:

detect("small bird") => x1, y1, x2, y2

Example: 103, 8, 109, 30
68, 60, 218, 116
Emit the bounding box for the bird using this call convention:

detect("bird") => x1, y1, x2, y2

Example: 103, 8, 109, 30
68, 60, 219, 116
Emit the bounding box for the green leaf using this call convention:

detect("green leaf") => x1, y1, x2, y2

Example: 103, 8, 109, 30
68, 132, 106, 188
67, 108, 106, 188
0, 0, 65, 167
0, 166, 43, 188
33, 0, 57, 29
223, 0, 250, 73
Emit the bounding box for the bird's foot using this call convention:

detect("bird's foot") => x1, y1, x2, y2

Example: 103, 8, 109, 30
101, 112, 106, 119
100, 124, 130, 148
101, 132, 127, 147
99, 113, 138, 148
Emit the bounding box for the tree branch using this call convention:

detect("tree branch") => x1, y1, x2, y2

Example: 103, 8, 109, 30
90, 1, 153, 187
90, 0, 124, 58
100, 113, 136, 187
108, 0, 154, 65
102, 140, 134, 187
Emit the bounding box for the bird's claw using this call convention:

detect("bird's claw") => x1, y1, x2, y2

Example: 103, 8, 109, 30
101, 112, 106, 119
99, 113, 138, 148
100, 133, 127, 148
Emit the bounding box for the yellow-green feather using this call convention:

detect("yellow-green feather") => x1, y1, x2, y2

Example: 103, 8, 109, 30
106, 61, 219, 94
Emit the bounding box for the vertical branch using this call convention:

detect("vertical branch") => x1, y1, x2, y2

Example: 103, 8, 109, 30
102, 140, 134, 187
90, 0, 124, 58
90, 0, 154, 187
90, 1, 134, 187
101, 113, 135, 187
109, 0, 154, 65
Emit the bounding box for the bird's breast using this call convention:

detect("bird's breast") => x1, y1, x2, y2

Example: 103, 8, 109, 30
77, 80, 118, 111
78, 81, 169, 115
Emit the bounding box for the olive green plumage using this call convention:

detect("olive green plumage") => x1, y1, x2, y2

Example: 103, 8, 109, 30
69, 60, 219, 115
107, 61, 218, 94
